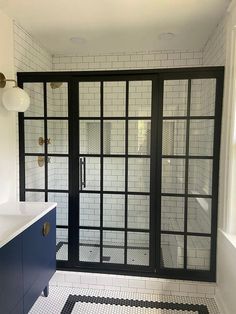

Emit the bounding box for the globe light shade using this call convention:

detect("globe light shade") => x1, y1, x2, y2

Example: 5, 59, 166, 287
2, 87, 30, 112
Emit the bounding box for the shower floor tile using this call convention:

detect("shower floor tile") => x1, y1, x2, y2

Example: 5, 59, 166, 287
56, 241, 149, 265
29, 286, 219, 314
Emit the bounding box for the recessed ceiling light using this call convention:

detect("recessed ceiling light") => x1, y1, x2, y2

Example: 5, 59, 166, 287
158, 32, 176, 41
70, 37, 87, 44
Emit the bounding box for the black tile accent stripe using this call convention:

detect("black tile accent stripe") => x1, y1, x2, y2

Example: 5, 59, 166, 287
61, 294, 209, 314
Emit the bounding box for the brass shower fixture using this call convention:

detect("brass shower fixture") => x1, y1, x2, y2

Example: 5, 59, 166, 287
38, 156, 51, 167
50, 82, 63, 89
38, 137, 51, 145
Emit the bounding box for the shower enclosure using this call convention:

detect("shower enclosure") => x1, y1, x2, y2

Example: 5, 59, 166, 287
18, 67, 224, 281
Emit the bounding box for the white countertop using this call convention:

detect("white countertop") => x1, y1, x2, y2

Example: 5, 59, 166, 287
0, 202, 57, 248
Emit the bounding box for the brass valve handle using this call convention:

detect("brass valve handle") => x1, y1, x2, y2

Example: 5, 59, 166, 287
38, 137, 51, 145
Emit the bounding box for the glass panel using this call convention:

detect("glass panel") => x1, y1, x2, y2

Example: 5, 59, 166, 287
56, 228, 68, 261
47, 120, 68, 154
81, 157, 100, 191
104, 120, 125, 154
79, 82, 100, 117
187, 197, 211, 234
103, 158, 125, 191
161, 234, 184, 269
128, 120, 151, 155
25, 192, 45, 202
25, 156, 45, 189
129, 81, 152, 117
128, 158, 150, 193
103, 231, 124, 264
187, 236, 211, 270
161, 196, 184, 232
24, 120, 44, 154
104, 81, 126, 117
127, 232, 149, 266
189, 120, 214, 156
128, 195, 149, 229
188, 159, 212, 195
80, 193, 100, 227
162, 120, 186, 155
48, 157, 68, 190
103, 194, 125, 228
80, 120, 100, 154
190, 79, 216, 116
48, 193, 68, 226
162, 159, 185, 194
47, 82, 68, 117
24, 83, 44, 117
163, 80, 188, 117
79, 230, 100, 262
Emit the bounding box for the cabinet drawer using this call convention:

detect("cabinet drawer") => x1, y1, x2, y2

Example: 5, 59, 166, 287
22, 208, 56, 295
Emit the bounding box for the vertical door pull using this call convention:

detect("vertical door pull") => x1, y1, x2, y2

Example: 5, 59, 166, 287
79, 157, 86, 189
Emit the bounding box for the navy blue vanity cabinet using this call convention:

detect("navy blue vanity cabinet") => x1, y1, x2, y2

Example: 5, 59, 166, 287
22, 208, 56, 314
0, 234, 23, 314
0, 207, 56, 314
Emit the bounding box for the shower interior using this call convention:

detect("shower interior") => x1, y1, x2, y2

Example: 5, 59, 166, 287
19, 68, 223, 280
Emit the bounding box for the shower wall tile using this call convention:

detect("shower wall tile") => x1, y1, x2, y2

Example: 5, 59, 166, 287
52, 49, 203, 72
203, 17, 226, 66
14, 22, 52, 201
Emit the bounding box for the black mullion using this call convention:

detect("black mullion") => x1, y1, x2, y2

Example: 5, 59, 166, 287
19, 113, 25, 201
162, 192, 212, 198
184, 79, 191, 269
155, 77, 164, 274
78, 116, 151, 121
100, 82, 104, 263
57, 225, 69, 229
68, 79, 79, 267
150, 76, 160, 271
24, 117, 68, 120
163, 116, 215, 120
162, 155, 213, 159
79, 190, 150, 196
124, 81, 129, 265
78, 226, 150, 232
44, 82, 48, 202
25, 188, 69, 193
79, 154, 151, 158
210, 75, 224, 279
161, 230, 211, 237
25, 153, 69, 157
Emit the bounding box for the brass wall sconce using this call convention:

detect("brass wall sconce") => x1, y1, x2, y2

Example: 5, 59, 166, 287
0, 72, 30, 112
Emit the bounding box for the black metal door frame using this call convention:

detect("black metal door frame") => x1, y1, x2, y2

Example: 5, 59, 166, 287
18, 67, 224, 282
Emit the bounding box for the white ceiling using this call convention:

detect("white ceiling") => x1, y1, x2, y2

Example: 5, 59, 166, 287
0, 0, 230, 55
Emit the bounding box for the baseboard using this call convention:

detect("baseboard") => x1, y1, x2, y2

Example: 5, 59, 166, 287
215, 288, 230, 314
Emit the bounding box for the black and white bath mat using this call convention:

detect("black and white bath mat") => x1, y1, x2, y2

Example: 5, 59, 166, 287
61, 294, 209, 314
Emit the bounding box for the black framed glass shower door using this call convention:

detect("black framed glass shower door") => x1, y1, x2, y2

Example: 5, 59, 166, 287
71, 77, 155, 272
18, 67, 224, 281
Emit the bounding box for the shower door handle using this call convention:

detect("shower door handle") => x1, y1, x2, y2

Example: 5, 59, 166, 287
79, 157, 86, 189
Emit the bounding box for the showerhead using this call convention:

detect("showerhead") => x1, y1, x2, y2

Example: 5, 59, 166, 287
50, 82, 63, 89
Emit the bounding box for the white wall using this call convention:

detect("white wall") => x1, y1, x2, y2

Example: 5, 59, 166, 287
0, 10, 16, 203
202, 2, 236, 313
